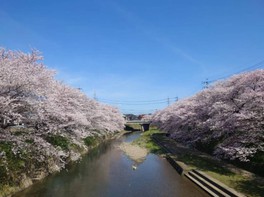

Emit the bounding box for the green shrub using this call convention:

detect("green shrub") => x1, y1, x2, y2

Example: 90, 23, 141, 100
83, 136, 97, 146
69, 143, 84, 152
0, 142, 27, 186
251, 151, 264, 163
46, 135, 69, 150
25, 139, 34, 144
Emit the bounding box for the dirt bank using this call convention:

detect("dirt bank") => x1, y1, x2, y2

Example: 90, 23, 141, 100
118, 142, 148, 163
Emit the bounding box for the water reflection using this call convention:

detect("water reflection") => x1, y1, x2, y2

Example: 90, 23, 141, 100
14, 132, 209, 197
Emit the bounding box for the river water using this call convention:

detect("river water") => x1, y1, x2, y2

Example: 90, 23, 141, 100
14, 132, 208, 197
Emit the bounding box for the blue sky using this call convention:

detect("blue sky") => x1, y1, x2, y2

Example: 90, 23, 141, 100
1, 0, 264, 114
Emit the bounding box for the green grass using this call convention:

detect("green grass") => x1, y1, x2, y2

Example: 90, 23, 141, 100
202, 170, 264, 197
177, 152, 263, 197
177, 154, 234, 175
83, 136, 98, 147
132, 128, 164, 154
46, 135, 70, 150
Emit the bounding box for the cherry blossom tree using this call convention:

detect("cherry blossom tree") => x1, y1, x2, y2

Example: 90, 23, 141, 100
0, 48, 55, 128
152, 70, 264, 162
0, 48, 125, 187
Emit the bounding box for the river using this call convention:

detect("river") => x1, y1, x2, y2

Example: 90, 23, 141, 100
14, 132, 209, 197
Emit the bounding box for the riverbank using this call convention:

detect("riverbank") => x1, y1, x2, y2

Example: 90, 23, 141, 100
131, 128, 164, 154
0, 129, 125, 197
118, 128, 164, 163
132, 128, 264, 197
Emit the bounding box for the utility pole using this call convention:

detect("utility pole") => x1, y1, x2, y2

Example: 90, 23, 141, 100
167, 97, 170, 106
175, 97, 178, 102
202, 78, 209, 89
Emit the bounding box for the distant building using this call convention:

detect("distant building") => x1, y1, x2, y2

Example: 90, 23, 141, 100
124, 114, 138, 121
138, 114, 152, 121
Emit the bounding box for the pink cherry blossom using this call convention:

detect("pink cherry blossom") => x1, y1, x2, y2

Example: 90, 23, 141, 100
152, 70, 264, 162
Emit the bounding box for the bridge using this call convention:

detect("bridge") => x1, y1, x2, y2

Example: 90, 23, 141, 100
125, 120, 151, 132
126, 120, 150, 124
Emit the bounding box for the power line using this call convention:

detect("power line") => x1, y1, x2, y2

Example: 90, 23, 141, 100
203, 59, 264, 87
122, 109, 156, 113
121, 107, 156, 111
98, 96, 179, 114
98, 97, 177, 103
97, 97, 179, 105
99, 101, 168, 105
209, 60, 264, 83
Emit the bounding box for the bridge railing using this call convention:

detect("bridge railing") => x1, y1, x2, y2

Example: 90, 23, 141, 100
126, 120, 150, 124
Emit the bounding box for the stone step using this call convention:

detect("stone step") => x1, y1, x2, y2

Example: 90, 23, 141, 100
192, 170, 245, 197
187, 171, 228, 197
152, 134, 245, 197
185, 173, 220, 197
